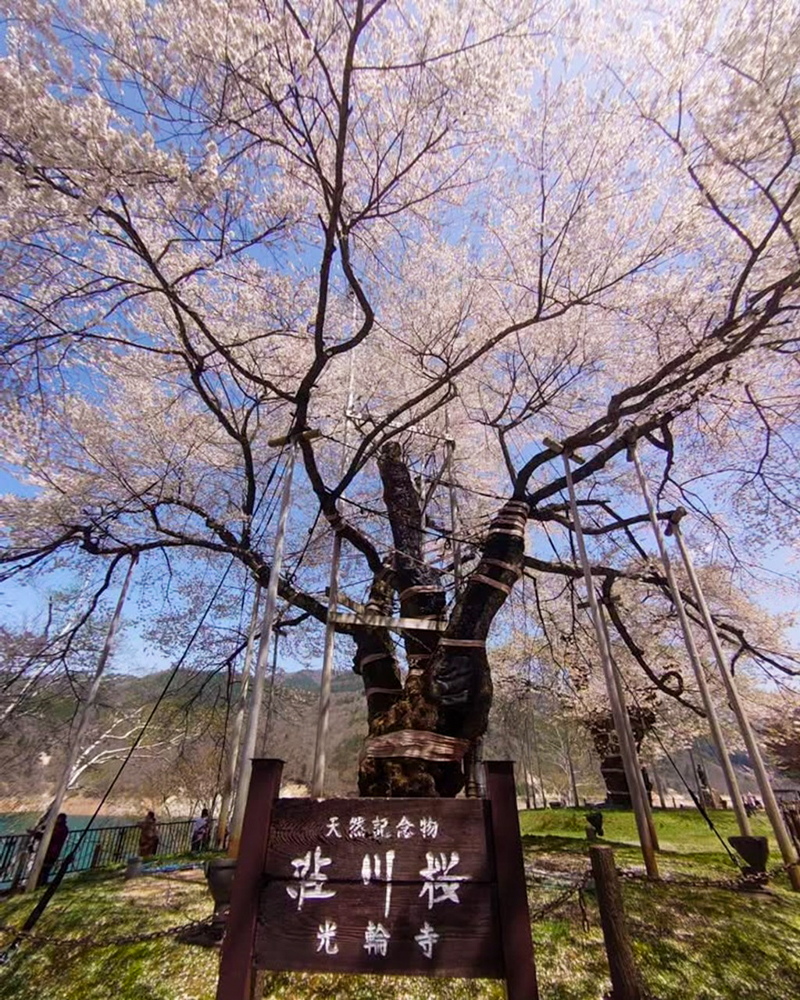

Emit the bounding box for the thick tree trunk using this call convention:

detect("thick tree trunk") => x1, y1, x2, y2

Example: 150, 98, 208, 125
357, 443, 451, 796
585, 707, 656, 807
355, 444, 527, 797
354, 568, 439, 797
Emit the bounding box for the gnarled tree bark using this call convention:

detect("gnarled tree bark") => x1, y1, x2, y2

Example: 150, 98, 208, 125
585, 706, 656, 807
355, 443, 527, 797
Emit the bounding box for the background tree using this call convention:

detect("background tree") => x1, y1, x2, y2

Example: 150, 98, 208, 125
1, 0, 799, 799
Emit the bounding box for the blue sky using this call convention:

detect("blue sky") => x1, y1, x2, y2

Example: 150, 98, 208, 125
1, 8, 797, 674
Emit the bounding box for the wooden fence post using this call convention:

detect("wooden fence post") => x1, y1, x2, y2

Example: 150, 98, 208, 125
485, 760, 539, 1000
217, 758, 284, 1000
589, 845, 642, 1000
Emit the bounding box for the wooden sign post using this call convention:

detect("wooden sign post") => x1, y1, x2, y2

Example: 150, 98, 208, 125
217, 758, 538, 999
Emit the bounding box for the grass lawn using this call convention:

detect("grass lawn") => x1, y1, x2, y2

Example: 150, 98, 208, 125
1, 808, 799, 999
522, 808, 800, 999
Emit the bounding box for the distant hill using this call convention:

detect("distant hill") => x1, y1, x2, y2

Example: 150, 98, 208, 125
6, 664, 783, 812
0, 664, 370, 806
282, 668, 362, 694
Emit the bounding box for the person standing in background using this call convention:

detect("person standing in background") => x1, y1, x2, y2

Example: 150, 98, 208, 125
191, 808, 210, 852
37, 813, 69, 887
138, 810, 159, 858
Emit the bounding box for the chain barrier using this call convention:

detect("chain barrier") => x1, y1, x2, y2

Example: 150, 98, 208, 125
527, 869, 592, 928
523, 856, 799, 932
617, 859, 795, 892
0, 915, 214, 954
4, 858, 793, 957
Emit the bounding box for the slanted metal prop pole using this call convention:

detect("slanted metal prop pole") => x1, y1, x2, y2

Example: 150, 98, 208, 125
628, 442, 752, 837
652, 763, 667, 809
217, 582, 262, 848
310, 346, 355, 798
530, 706, 546, 808
565, 731, 580, 807
228, 438, 298, 856
262, 627, 281, 753
26, 554, 138, 892
311, 530, 341, 798
668, 511, 800, 891
445, 412, 462, 596
597, 604, 660, 852
552, 441, 659, 878
522, 712, 537, 809
688, 747, 703, 801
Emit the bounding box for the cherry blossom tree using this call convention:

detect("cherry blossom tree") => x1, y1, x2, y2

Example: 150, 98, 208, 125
0, 588, 109, 729
1, 0, 799, 797
764, 698, 800, 782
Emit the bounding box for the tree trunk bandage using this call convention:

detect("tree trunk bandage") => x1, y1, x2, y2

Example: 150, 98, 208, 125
363, 730, 470, 762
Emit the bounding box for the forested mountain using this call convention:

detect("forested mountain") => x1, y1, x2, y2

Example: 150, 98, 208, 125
0, 666, 365, 810
4, 659, 784, 817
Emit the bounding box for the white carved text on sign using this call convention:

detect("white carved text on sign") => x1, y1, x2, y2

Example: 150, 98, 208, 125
414, 921, 440, 959
316, 920, 339, 955
419, 851, 469, 908
363, 921, 391, 957
286, 845, 336, 910
325, 816, 342, 838
419, 816, 439, 839
372, 817, 391, 839
281, 811, 477, 959
361, 850, 396, 918
395, 815, 415, 839
348, 815, 367, 838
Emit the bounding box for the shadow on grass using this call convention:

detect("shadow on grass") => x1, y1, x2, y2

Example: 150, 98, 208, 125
2, 819, 798, 1000
522, 832, 746, 877
0, 861, 219, 1000
523, 833, 633, 853
623, 879, 800, 1000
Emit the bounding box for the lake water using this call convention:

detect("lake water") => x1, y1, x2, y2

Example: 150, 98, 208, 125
0, 813, 140, 836
0, 812, 198, 888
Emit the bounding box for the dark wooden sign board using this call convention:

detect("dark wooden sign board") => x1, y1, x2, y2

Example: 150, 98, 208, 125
217, 758, 538, 999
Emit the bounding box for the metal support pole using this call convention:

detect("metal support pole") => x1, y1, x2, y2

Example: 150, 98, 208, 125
444, 416, 462, 595
522, 712, 537, 809
652, 763, 667, 810
27, 555, 138, 891
688, 746, 703, 802
217, 583, 262, 849
228, 441, 297, 856
309, 344, 354, 799
669, 514, 800, 890
566, 733, 580, 808
262, 626, 280, 754
597, 605, 660, 851
629, 444, 751, 836
311, 531, 341, 798
557, 447, 659, 877
530, 705, 546, 808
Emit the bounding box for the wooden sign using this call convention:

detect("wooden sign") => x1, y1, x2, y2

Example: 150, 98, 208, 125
217, 759, 538, 1000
